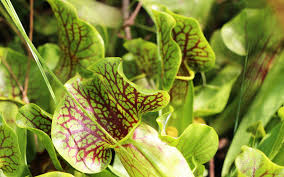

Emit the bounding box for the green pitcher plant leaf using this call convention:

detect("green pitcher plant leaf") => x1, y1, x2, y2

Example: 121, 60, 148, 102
150, 8, 182, 91
47, 0, 105, 82
222, 46, 284, 176
36, 171, 75, 177
168, 10, 215, 73
123, 38, 161, 83
52, 58, 169, 173
167, 80, 194, 134
0, 47, 50, 110
16, 103, 63, 170
194, 64, 242, 117
176, 123, 219, 164
108, 154, 129, 177
156, 109, 178, 146
115, 123, 194, 177
235, 146, 284, 177
0, 114, 22, 176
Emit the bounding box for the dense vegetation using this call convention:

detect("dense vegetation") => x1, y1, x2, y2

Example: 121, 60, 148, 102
0, 0, 283, 176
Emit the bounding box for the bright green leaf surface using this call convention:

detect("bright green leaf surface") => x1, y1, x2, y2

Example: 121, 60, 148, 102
194, 64, 242, 117
16, 103, 63, 170
0, 115, 22, 176
67, 0, 122, 28
124, 38, 161, 82
52, 58, 169, 173
108, 155, 129, 177
222, 48, 284, 176
150, 8, 182, 91
47, 0, 105, 82
177, 123, 219, 164
168, 80, 194, 135
38, 43, 61, 71
116, 123, 193, 177
235, 146, 284, 177
36, 171, 75, 177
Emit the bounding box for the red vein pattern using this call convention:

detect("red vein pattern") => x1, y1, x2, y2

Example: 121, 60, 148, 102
17, 104, 52, 135
171, 12, 215, 73
52, 58, 169, 173
0, 122, 21, 175
152, 9, 182, 91
48, 0, 104, 82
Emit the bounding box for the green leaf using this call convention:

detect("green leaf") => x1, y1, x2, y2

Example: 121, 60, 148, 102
0, 114, 22, 176
52, 58, 169, 173
194, 64, 242, 117
258, 120, 284, 160
176, 123, 219, 164
0, 47, 50, 110
123, 38, 161, 82
66, 0, 122, 28
38, 43, 61, 70
246, 121, 266, 139
115, 123, 194, 177
169, 10, 215, 72
168, 80, 194, 134
36, 171, 75, 177
278, 107, 284, 121
16, 103, 63, 170
156, 109, 178, 145
47, 0, 105, 82
221, 8, 281, 56
150, 8, 182, 91
140, 0, 215, 28
222, 47, 284, 176
235, 146, 284, 177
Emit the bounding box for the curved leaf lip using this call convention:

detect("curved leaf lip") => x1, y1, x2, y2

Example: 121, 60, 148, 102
47, 0, 105, 82
150, 9, 183, 91
169, 11, 215, 73
52, 57, 170, 173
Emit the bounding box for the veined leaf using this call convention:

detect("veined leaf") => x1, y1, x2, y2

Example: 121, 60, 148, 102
115, 123, 193, 177
0, 47, 50, 110
16, 103, 63, 170
52, 58, 169, 173
151, 8, 182, 91
108, 155, 129, 177
0, 115, 22, 176
168, 80, 194, 134
169, 10, 215, 73
176, 123, 219, 164
123, 38, 161, 82
222, 46, 284, 176
235, 146, 284, 177
194, 64, 242, 117
47, 0, 104, 82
